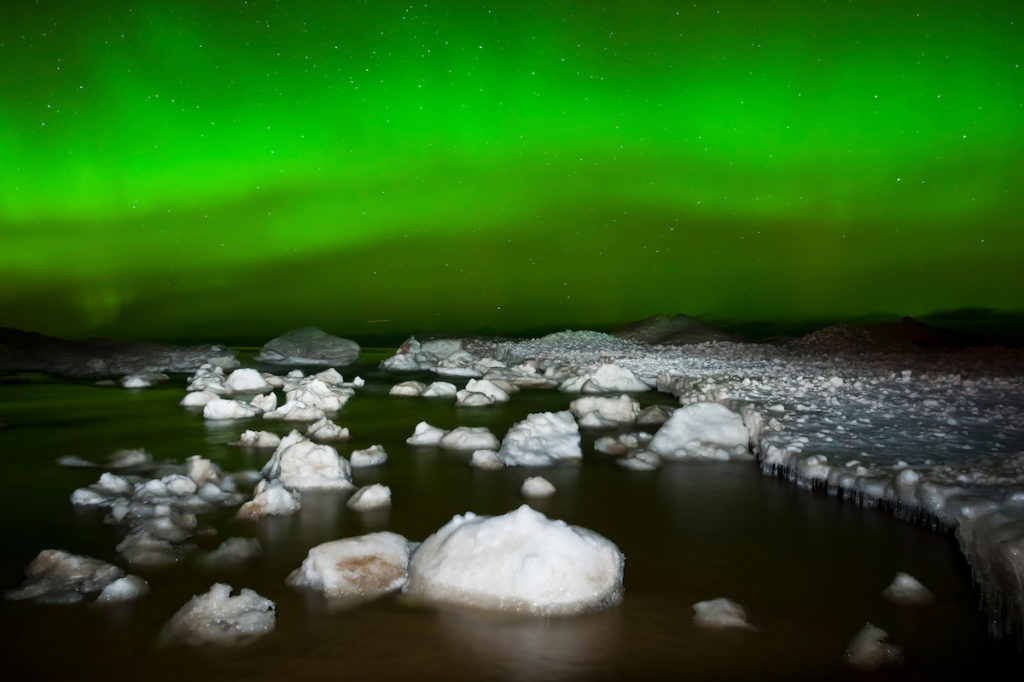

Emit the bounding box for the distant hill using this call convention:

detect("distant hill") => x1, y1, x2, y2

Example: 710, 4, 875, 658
610, 314, 738, 346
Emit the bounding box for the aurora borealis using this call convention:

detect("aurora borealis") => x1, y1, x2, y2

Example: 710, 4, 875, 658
1, 1, 1022, 343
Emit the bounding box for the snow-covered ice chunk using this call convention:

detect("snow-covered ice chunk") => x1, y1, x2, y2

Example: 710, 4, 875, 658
199, 538, 263, 570
455, 391, 495, 407
224, 368, 273, 394
882, 572, 935, 606
162, 583, 275, 647
616, 450, 663, 471
460, 379, 510, 403
521, 476, 556, 498
263, 399, 326, 422
186, 456, 222, 486
231, 430, 281, 448
405, 505, 624, 615
236, 480, 301, 519
97, 575, 149, 603
594, 432, 652, 456
284, 379, 353, 412
347, 484, 392, 511
350, 444, 387, 467
406, 421, 449, 446
121, 372, 168, 389
306, 417, 349, 441
498, 411, 582, 467
648, 402, 750, 461
636, 404, 675, 425
181, 390, 219, 407
692, 598, 754, 630
249, 392, 277, 412
390, 380, 426, 397
6, 550, 125, 603
559, 364, 650, 393
569, 394, 640, 428
422, 381, 457, 397
286, 532, 410, 601
843, 623, 903, 670
108, 448, 152, 468
261, 431, 353, 490
203, 398, 261, 420
469, 450, 504, 470
439, 426, 500, 451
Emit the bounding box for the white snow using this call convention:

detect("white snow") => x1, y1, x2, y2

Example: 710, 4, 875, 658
559, 363, 650, 393
843, 623, 903, 670
521, 476, 556, 498
439, 426, 500, 451
306, 417, 349, 441
250, 392, 278, 412
96, 574, 149, 603
224, 368, 273, 394
615, 450, 663, 471
648, 402, 751, 461
469, 449, 504, 470
882, 572, 935, 606
350, 444, 388, 467
262, 399, 326, 422
455, 379, 510, 407
498, 411, 582, 466
203, 398, 261, 420
422, 381, 457, 397
692, 598, 754, 630
406, 421, 449, 446
261, 431, 353, 490
569, 394, 640, 428
390, 380, 426, 397
346, 484, 392, 511
231, 430, 281, 448
286, 532, 410, 600
181, 390, 218, 407
236, 479, 301, 519
162, 583, 275, 647
405, 505, 624, 615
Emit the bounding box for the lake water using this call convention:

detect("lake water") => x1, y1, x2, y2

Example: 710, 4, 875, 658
1, 351, 1021, 681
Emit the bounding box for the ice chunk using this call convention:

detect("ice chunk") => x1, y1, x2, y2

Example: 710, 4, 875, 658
186, 456, 222, 486
286, 532, 410, 600
636, 404, 675, 425
347, 484, 392, 511
250, 392, 278, 412
461, 379, 510, 403
231, 430, 281, 448
181, 390, 218, 407
236, 480, 301, 519
569, 394, 640, 428
469, 450, 504, 470
648, 402, 750, 461
843, 623, 903, 670
616, 450, 663, 471
306, 417, 349, 441
199, 538, 263, 570
455, 390, 496, 407
96, 574, 149, 603
439, 426, 500, 451
121, 372, 168, 389
882, 572, 935, 606
390, 380, 427, 397
261, 432, 353, 490
406, 421, 450, 446
422, 381, 457, 397
223, 368, 273, 394
498, 411, 582, 466
263, 399, 326, 422
284, 378, 353, 412
559, 364, 650, 393
203, 398, 261, 420
692, 598, 754, 630
108, 448, 152, 468
162, 583, 275, 647
350, 444, 387, 467
521, 476, 556, 498
405, 505, 624, 615
6, 550, 125, 603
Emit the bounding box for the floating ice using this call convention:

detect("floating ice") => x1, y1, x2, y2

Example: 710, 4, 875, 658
390, 380, 426, 397
405, 505, 624, 615
498, 411, 582, 466
406, 421, 449, 446
882, 572, 935, 606
203, 398, 261, 420
346, 484, 392, 511
456, 379, 510, 407
350, 444, 387, 467
262, 399, 326, 422
181, 390, 219, 407
286, 532, 410, 601
636, 404, 675, 425
692, 598, 754, 630
236, 479, 301, 519
521, 476, 556, 498
594, 432, 652, 456
422, 381, 458, 397
469, 449, 504, 470
439, 426, 500, 451
454, 390, 495, 407
96, 574, 149, 603
231, 430, 282, 448
615, 450, 663, 471
162, 583, 275, 647
261, 431, 353, 490
186, 456, 223, 486
199, 538, 262, 570
223, 368, 273, 394
306, 417, 349, 441
559, 364, 650, 393
121, 372, 168, 388
569, 394, 640, 428
648, 402, 751, 461
6, 550, 127, 604
250, 392, 278, 412
843, 623, 903, 670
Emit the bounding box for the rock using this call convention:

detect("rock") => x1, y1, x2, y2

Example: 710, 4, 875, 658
648, 402, 751, 460
521, 476, 556, 498
498, 411, 582, 466
255, 327, 360, 366
611, 314, 736, 345
162, 583, 275, 647
636, 404, 675, 425
346, 484, 392, 511
306, 417, 349, 441
286, 532, 410, 600
439, 426, 500, 451
405, 505, 624, 615
692, 598, 754, 629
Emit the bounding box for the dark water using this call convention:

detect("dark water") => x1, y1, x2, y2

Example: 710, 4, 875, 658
0, 352, 1021, 681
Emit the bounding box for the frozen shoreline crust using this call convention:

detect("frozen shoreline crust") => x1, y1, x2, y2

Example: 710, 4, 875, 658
405, 505, 624, 616
381, 329, 1024, 639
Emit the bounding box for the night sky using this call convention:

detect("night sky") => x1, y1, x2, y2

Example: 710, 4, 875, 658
1, 1, 1021, 343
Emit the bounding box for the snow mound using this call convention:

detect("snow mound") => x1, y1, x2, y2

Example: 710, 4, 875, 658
286, 532, 410, 600
263, 399, 325, 422
97, 574, 149, 603
569, 394, 640, 428
347, 484, 392, 511
306, 417, 349, 441
559, 364, 650, 393
648, 402, 751, 460
469, 450, 504, 470
121, 372, 168, 389
223, 368, 273, 394
406, 421, 449, 446
692, 598, 754, 630
455, 379, 510, 407
439, 426, 500, 451
6, 550, 127, 604
422, 381, 457, 397
250, 392, 277, 412
203, 398, 261, 420
498, 411, 582, 466
181, 390, 218, 407
236, 480, 301, 519
261, 431, 353, 490
231, 430, 281, 448
162, 583, 275, 647
405, 505, 624, 615
882, 572, 935, 606
521, 476, 556, 498
350, 444, 387, 467
390, 381, 426, 397
843, 623, 903, 670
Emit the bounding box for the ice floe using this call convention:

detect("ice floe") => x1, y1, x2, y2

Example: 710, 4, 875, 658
346, 484, 392, 511
439, 426, 500, 451
648, 402, 751, 461
390, 380, 427, 397
199, 538, 263, 570
469, 449, 504, 470
255, 326, 359, 366
882, 572, 935, 606
569, 394, 640, 428
286, 532, 410, 601
162, 583, 275, 647
6, 550, 140, 605
406, 421, 449, 446
692, 598, 754, 630
306, 417, 349, 441
203, 398, 261, 420
521, 476, 556, 498
498, 411, 582, 466
350, 444, 387, 467
223, 368, 273, 394
559, 363, 650, 393
260, 431, 353, 490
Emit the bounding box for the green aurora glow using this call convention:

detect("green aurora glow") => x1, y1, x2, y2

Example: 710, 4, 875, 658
1, 1, 1022, 342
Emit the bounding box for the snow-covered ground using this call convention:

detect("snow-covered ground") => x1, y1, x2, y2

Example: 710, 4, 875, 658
382, 330, 1024, 640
